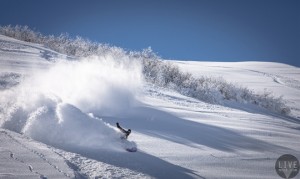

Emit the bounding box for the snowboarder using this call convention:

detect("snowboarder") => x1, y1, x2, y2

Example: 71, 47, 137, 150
116, 122, 131, 139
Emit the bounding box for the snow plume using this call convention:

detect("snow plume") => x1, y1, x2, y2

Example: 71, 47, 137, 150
0, 55, 141, 150
31, 55, 142, 116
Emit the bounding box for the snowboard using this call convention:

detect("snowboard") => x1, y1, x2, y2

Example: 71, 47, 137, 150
126, 146, 137, 152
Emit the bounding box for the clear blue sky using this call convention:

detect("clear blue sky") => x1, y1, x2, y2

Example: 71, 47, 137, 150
0, 0, 299, 66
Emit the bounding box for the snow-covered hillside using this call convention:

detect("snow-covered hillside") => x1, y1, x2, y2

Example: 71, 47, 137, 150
1, 34, 300, 179
174, 60, 300, 117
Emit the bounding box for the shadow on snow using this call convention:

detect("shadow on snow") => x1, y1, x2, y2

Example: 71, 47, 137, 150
104, 105, 295, 153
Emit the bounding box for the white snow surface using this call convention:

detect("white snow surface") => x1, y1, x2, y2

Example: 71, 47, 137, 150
1, 35, 300, 179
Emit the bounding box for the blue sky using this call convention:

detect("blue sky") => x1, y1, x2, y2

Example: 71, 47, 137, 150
0, 0, 299, 66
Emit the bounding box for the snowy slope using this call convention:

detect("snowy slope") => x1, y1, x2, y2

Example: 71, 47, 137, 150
0, 128, 75, 178
174, 60, 300, 118
1, 34, 300, 179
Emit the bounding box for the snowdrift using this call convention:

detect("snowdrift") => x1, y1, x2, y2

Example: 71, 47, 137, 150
0, 55, 141, 151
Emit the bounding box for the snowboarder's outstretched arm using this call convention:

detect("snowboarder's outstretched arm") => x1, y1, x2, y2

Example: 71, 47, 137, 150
116, 122, 127, 133
116, 122, 131, 139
